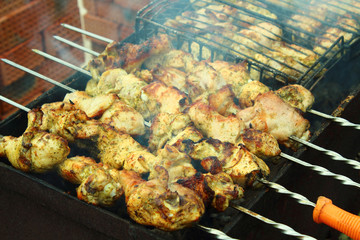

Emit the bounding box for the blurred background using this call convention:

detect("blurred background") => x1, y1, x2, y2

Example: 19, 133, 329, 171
0, 0, 149, 120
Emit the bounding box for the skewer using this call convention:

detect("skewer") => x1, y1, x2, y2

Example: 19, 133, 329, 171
2, 96, 357, 240
30, 49, 360, 171
61, 23, 113, 44
59, 24, 360, 131
32, 49, 92, 77
231, 205, 317, 240
290, 136, 360, 170
280, 152, 360, 189
0, 59, 76, 93
258, 178, 360, 240
53, 35, 100, 57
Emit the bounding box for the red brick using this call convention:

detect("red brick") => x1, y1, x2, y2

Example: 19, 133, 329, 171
83, 0, 96, 14
83, 13, 122, 42
0, 33, 44, 86
0, 0, 31, 17
0, 76, 51, 119
95, 1, 127, 24
43, 9, 84, 65
113, 0, 150, 11
37, 58, 77, 87
0, 1, 43, 53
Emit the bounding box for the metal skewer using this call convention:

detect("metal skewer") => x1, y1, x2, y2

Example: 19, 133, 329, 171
231, 204, 317, 240
60, 24, 360, 131
290, 136, 360, 170
54, 35, 100, 57
32, 49, 92, 77
61, 23, 113, 44
280, 152, 360, 189
0, 59, 76, 93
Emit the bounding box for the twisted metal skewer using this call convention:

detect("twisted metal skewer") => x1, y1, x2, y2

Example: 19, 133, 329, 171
231, 205, 317, 240
308, 109, 360, 130
61, 23, 113, 44
196, 225, 239, 240
54, 35, 100, 56
290, 136, 360, 170
258, 178, 315, 208
280, 153, 360, 189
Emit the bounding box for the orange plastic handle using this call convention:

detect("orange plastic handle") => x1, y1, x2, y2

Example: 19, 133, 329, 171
313, 196, 360, 240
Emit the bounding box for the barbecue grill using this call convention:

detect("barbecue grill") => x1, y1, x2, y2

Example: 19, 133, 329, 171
0, 0, 360, 239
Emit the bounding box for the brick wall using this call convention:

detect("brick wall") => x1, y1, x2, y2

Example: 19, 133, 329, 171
0, 0, 83, 119
82, 0, 150, 49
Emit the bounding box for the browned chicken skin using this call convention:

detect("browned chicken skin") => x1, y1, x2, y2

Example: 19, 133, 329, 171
0, 130, 70, 173
119, 166, 205, 231
236, 91, 310, 149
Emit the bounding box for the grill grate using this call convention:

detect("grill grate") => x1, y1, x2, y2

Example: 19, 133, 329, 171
135, 0, 360, 87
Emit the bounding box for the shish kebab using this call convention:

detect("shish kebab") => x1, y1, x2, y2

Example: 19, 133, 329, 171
60, 23, 360, 131
14, 47, 360, 170
1, 85, 357, 239
0, 96, 320, 240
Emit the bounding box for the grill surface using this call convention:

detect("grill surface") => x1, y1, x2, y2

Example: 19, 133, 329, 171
0, 0, 360, 239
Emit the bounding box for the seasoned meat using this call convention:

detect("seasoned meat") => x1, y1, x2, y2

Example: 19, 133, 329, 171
237, 92, 311, 149
0, 130, 69, 173
188, 100, 245, 144
276, 84, 315, 112
119, 167, 205, 231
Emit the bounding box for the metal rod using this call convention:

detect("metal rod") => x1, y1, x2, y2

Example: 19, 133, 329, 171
0, 58, 76, 93
53, 35, 100, 56
196, 224, 239, 240
280, 152, 360, 189
61, 23, 114, 44
308, 109, 360, 130
0, 95, 30, 112
231, 204, 317, 240
258, 178, 316, 207
32, 49, 92, 77
290, 136, 360, 170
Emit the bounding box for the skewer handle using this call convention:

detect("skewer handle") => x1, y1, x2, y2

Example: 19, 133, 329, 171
313, 196, 360, 240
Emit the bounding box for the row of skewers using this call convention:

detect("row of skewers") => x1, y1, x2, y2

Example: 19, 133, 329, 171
0, 25, 359, 239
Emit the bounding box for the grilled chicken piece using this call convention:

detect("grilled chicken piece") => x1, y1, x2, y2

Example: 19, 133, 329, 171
178, 171, 244, 212
59, 156, 124, 206
275, 84, 314, 112
58, 156, 98, 184
152, 67, 188, 92
287, 14, 322, 39
208, 60, 252, 96
314, 16, 359, 55
97, 124, 150, 170
143, 49, 197, 73
148, 113, 193, 152
87, 33, 171, 81
77, 167, 123, 207
152, 145, 197, 183
208, 85, 241, 116
188, 100, 245, 144
142, 81, 189, 116
119, 166, 205, 231
63, 91, 118, 118
238, 128, 281, 159
185, 138, 270, 187
26, 102, 99, 142
238, 80, 270, 108
186, 61, 227, 99
99, 100, 146, 136
236, 91, 310, 149
63, 91, 145, 136
166, 126, 204, 152
0, 130, 69, 173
